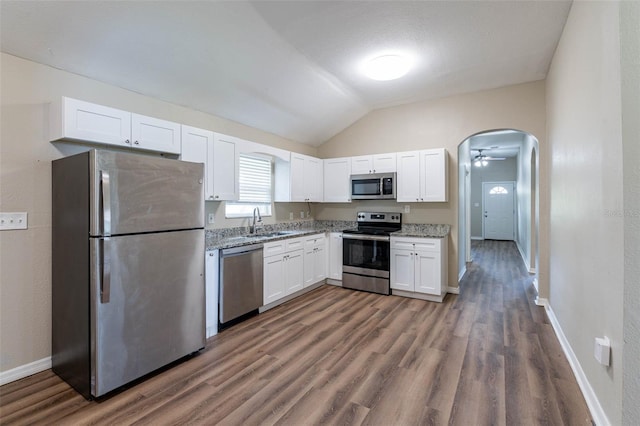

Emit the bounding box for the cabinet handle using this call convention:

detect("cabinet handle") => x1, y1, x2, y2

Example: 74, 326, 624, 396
369, 170, 372, 173
416, 198, 419, 201
209, 196, 214, 200
125, 139, 131, 145
134, 140, 139, 145
215, 195, 219, 199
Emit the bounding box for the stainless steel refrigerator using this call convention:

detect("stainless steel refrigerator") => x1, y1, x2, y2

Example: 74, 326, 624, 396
52, 149, 205, 399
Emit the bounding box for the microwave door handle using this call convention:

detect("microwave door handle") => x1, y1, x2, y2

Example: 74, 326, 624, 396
379, 178, 383, 195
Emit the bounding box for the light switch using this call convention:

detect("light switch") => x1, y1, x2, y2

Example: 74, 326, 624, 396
594, 336, 611, 366
0, 212, 28, 230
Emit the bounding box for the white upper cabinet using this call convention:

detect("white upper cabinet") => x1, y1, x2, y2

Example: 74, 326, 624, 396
420, 148, 448, 202
396, 148, 448, 202
323, 157, 351, 203
131, 114, 181, 154
275, 152, 323, 202
350, 153, 397, 174
50, 97, 180, 155
211, 133, 239, 201
181, 126, 214, 200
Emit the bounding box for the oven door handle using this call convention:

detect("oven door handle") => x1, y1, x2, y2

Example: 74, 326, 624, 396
342, 234, 390, 242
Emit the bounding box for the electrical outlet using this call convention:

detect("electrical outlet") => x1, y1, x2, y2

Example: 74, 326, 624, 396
300, 211, 305, 219
289, 212, 294, 220
0, 212, 28, 230
208, 213, 215, 224
404, 205, 410, 214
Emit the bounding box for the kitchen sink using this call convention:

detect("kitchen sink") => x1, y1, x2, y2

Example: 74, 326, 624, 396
257, 231, 298, 238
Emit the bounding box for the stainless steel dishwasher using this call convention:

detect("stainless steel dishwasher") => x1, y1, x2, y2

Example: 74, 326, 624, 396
219, 243, 264, 329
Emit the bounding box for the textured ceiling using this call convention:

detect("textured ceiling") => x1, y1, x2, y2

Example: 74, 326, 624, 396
0, 1, 571, 146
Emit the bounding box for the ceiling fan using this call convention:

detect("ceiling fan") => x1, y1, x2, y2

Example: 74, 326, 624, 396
472, 149, 506, 167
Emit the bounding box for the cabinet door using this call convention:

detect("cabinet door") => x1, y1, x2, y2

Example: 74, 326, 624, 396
131, 113, 181, 154
372, 153, 397, 173
328, 233, 343, 280
181, 126, 214, 200
264, 254, 286, 305
286, 250, 304, 295
307, 156, 324, 202
323, 158, 351, 202
415, 250, 441, 295
396, 151, 421, 202
390, 249, 414, 291
351, 155, 373, 174
290, 153, 307, 202
420, 148, 448, 202
303, 246, 316, 287
212, 134, 239, 201
61, 97, 131, 147
314, 245, 327, 283
205, 250, 219, 338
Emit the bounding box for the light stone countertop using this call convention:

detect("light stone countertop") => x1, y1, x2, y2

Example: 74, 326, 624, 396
205, 220, 449, 251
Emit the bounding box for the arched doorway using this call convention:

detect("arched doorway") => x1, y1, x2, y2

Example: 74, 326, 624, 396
457, 129, 540, 291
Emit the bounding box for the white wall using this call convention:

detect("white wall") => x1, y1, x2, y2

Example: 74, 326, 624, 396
0, 53, 316, 374
457, 139, 471, 280
516, 134, 538, 272
546, 2, 623, 424
316, 81, 548, 293
620, 1, 640, 424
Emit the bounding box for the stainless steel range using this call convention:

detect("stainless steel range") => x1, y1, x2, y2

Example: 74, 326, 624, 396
342, 212, 402, 295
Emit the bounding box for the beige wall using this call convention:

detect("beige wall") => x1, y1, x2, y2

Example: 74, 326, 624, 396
546, 2, 624, 424
0, 53, 316, 373
620, 2, 640, 423
316, 81, 548, 293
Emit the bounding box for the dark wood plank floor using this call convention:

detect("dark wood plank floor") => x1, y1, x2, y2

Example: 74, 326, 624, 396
0, 240, 592, 425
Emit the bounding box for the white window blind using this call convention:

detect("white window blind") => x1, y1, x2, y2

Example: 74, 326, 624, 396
238, 154, 272, 202
225, 154, 272, 218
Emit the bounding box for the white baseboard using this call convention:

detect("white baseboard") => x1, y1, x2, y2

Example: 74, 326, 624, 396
458, 265, 467, 282
532, 278, 539, 294
540, 300, 610, 426
0, 357, 51, 386
447, 286, 460, 295
515, 239, 531, 271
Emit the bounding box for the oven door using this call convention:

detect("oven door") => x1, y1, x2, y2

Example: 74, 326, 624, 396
342, 234, 390, 277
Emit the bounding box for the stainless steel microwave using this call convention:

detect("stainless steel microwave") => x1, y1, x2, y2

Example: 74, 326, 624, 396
350, 172, 396, 200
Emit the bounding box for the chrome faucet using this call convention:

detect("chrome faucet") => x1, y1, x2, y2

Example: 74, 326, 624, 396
250, 207, 262, 234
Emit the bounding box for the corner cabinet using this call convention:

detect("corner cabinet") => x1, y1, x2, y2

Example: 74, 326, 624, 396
50, 97, 181, 155
390, 236, 448, 302
396, 148, 448, 202
328, 232, 343, 282
323, 157, 351, 203
181, 128, 239, 201
275, 153, 323, 202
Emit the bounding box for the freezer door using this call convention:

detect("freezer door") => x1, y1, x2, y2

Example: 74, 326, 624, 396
90, 229, 205, 397
89, 150, 204, 236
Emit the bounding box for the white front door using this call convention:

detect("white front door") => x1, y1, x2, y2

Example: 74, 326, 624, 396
483, 182, 515, 240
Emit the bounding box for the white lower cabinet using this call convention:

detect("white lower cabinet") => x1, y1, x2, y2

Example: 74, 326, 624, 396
303, 234, 326, 287
328, 232, 343, 281
263, 238, 305, 305
390, 237, 448, 302
205, 250, 219, 338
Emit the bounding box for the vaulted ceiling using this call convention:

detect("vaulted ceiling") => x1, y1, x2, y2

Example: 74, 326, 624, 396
0, 1, 571, 146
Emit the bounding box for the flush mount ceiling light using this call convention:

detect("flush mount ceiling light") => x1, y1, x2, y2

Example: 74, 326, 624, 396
362, 54, 412, 81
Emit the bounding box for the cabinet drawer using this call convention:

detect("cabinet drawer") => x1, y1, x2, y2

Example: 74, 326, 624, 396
304, 233, 326, 248
391, 237, 441, 252
286, 237, 304, 251
264, 241, 286, 257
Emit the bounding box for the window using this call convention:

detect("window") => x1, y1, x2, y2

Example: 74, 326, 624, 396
489, 186, 509, 195
225, 154, 272, 218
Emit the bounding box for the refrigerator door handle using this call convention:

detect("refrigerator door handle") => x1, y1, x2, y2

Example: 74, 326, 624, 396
101, 238, 111, 303
101, 170, 111, 237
